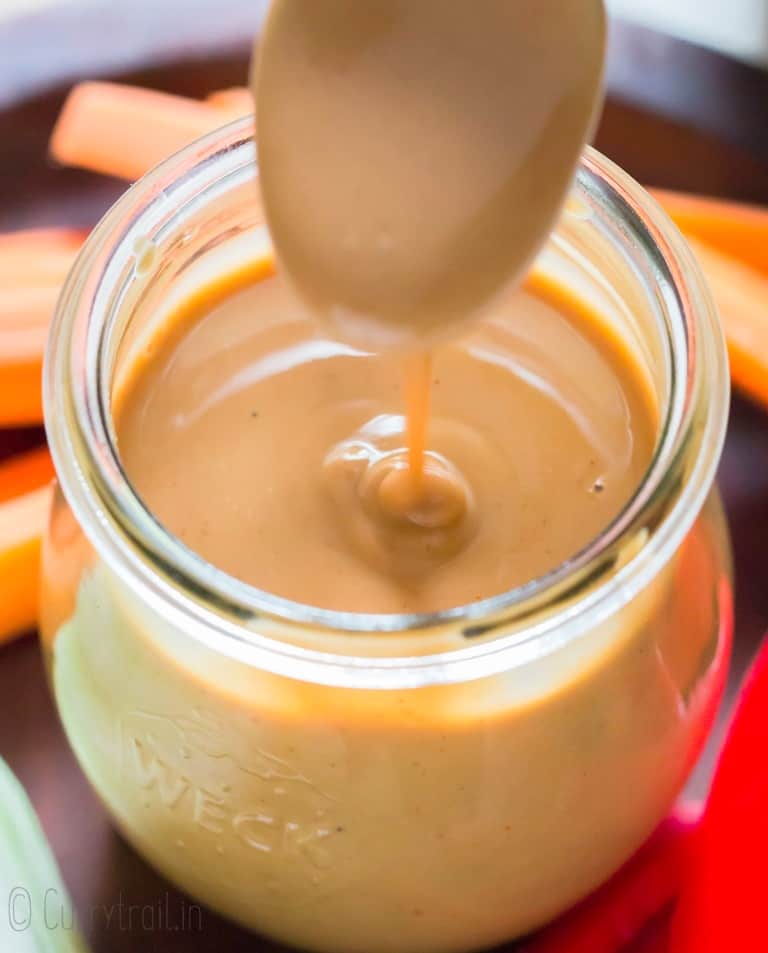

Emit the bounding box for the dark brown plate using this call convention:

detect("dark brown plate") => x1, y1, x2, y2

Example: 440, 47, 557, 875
0, 6, 767, 951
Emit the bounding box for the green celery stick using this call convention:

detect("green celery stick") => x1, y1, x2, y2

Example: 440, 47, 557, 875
0, 757, 88, 952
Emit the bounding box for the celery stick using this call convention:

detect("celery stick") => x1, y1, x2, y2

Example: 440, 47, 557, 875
0, 757, 88, 952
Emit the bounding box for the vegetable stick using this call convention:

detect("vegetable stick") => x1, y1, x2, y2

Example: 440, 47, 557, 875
652, 189, 768, 276
0, 756, 89, 951
206, 86, 253, 120
0, 285, 61, 426
670, 642, 768, 953
0, 228, 85, 426
520, 805, 700, 953
50, 82, 241, 181
0, 358, 44, 428
0, 227, 84, 286
0, 447, 54, 505
0, 484, 51, 643
684, 238, 768, 410
0, 450, 55, 642
0, 285, 61, 357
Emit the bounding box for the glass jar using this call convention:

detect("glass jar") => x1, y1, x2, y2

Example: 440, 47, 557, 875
41, 120, 732, 953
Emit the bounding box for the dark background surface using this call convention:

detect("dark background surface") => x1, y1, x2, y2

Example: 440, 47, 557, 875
0, 6, 767, 951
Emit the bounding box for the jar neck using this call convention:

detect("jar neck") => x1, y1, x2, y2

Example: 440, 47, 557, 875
44, 122, 729, 687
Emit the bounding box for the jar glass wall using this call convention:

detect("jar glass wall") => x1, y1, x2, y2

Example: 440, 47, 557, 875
41, 122, 732, 953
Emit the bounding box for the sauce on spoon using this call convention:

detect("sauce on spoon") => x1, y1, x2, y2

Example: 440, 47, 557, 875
253, 0, 606, 345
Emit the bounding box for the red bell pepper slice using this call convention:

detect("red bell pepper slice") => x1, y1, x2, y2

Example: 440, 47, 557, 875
670, 638, 768, 952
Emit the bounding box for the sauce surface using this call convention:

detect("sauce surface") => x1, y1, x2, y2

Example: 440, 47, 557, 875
115, 265, 656, 615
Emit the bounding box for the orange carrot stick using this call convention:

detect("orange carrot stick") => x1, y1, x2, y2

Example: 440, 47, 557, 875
0, 448, 54, 505
685, 237, 768, 410
0, 449, 55, 642
50, 82, 247, 181
0, 484, 51, 643
0, 228, 85, 426
0, 285, 60, 427
0, 228, 84, 286
0, 360, 44, 429
206, 86, 253, 120
0, 285, 61, 356
652, 189, 768, 277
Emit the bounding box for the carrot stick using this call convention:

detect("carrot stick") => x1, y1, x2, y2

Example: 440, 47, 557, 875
0, 448, 54, 505
206, 86, 253, 120
652, 189, 768, 276
0, 285, 60, 427
0, 360, 44, 429
50, 82, 249, 181
645, 189, 768, 410
0, 449, 56, 643
0, 227, 84, 286
520, 806, 701, 953
0, 228, 85, 426
0, 484, 51, 644
0, 285, 61, 356
684, 238, 768, 410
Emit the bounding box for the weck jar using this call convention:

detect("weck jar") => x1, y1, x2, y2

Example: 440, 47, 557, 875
40, 120, 732, 953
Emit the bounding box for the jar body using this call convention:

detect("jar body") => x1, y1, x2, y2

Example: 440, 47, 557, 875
40, 485, 731, 953
41, 130, 733, 953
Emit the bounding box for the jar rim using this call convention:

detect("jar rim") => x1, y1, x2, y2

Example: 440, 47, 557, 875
44, 120, 730, 688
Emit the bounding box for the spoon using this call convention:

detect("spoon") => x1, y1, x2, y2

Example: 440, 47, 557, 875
253, 0, 606, 347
